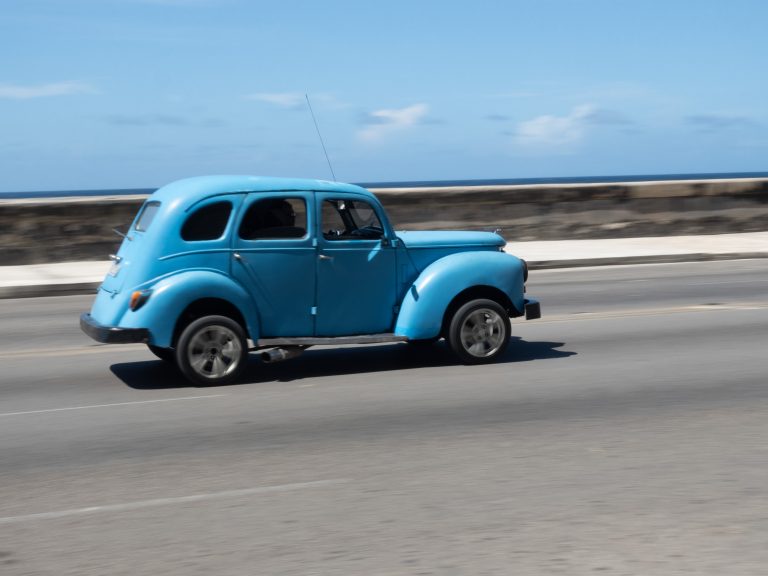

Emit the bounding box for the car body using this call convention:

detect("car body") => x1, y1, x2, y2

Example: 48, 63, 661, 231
81, 175, 540, 384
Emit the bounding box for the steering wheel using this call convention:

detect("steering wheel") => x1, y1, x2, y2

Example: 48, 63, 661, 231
350, 226, 383, 239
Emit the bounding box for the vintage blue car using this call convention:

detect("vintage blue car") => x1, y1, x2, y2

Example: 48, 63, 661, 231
81, 176, 540, 385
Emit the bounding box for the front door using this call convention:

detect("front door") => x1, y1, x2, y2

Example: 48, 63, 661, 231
231, 192, 316, 337
314, 195, 398, 336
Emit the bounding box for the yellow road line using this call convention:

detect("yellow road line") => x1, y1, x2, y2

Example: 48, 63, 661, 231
2, 303, 766, 358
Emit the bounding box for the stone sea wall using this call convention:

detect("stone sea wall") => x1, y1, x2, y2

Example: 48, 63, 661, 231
1, 178, 766, 265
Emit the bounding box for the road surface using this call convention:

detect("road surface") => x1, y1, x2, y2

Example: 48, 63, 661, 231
1, 260, 767, 575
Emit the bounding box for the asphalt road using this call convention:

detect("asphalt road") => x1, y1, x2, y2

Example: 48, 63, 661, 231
1, 260, 767, 575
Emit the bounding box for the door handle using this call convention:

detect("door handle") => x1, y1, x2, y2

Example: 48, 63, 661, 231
233, 252, 242, 261
318, 254, 333, 261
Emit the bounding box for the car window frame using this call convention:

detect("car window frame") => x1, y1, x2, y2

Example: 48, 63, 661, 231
180, 199, 234, 242
134, 201, 161, 232
235, 192, 313, 244
319, 197, 386, 242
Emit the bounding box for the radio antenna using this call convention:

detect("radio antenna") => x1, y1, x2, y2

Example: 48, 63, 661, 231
305, 94, 337, 182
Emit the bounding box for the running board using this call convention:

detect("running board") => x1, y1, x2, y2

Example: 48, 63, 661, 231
257, 333, 409, 347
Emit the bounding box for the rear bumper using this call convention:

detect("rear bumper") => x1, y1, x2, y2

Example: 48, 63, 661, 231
524, 298, 541, 320
80, 313, 149, 344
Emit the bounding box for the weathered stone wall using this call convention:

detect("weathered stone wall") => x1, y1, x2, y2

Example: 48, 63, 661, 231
375, 178, 768, 241
0, 195, 145, 265
1, 179, 766, 265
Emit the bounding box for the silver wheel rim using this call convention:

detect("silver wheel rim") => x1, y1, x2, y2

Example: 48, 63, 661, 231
186, 325, 242, 380
459, 307, 506, 358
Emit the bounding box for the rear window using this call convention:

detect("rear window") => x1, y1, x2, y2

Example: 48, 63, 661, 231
181, 201, 232, 241
135, 201, 161, 232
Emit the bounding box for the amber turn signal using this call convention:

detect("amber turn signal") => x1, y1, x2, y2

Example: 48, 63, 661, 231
129, 290, 151, 311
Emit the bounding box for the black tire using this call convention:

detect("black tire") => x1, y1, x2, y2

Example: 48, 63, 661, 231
447, 298, 510, 364
147, 344, 175, 363
175, 315, 248, 386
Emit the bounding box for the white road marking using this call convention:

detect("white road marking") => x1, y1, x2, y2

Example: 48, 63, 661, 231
0, 395, 226, 417
0, 479, 348, 524
693, 279, 767, 285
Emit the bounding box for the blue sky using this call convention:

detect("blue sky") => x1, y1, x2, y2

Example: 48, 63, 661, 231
2, 0, 767, 191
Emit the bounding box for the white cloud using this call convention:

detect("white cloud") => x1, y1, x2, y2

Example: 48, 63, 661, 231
245, 92, 304, 109
514, 105, 595, 147
0, 81, 95, 99
512, 104, 634, 150
358, 103, 429, 142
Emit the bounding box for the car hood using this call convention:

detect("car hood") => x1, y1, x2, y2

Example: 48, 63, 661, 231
396, 230, 505, 250
396, 231, 507, 276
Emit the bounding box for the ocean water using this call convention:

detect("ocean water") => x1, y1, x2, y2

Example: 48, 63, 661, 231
2, 171, 767, 200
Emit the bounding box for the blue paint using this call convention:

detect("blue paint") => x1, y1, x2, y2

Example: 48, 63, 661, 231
394, 251, 525, 340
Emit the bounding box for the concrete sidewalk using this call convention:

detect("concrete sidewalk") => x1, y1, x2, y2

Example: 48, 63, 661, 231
1, 231, 766, 299
512, 231, 768, 268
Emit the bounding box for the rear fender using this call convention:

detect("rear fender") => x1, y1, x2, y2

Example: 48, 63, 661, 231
394, 251, 525, 340
116, 270, 259, 347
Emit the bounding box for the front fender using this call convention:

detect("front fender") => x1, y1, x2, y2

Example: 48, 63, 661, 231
394, 251, 525, 340
116, 269, 259, 347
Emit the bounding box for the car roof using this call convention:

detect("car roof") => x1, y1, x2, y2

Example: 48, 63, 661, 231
150, 175, 374, 207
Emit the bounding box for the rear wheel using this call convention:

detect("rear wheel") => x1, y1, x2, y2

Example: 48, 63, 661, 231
175, 315, 248, 386
447, 299, 510, 364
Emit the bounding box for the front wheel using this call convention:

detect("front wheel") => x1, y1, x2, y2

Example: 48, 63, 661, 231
175, 315, 248, 386
447, 299, 510, 364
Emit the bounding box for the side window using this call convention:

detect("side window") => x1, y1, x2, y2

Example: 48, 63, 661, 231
239, 197, 307, 240
181, 201, 232, 241
322, 199, 384, 240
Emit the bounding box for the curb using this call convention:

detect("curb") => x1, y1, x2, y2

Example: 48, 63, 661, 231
0, 282, 100, 300
527, 251, 768, 270
1, 251, 766, 300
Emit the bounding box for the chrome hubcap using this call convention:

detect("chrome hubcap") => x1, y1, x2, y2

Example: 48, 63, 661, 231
187, 325, 242, 379
460, 308, 505, 357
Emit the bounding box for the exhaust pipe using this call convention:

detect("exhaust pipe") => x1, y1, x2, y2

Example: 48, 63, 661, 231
261, 346, 306, 364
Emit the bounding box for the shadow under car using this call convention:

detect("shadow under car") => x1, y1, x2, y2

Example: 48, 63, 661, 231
110, 337, 576, 390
